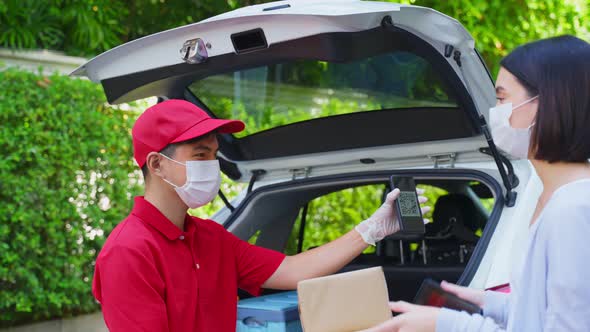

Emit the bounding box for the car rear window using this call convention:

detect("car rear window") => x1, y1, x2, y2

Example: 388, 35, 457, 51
189, 51, 458, 137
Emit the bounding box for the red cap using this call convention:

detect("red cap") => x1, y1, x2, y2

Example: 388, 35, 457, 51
132, 99, 244, 167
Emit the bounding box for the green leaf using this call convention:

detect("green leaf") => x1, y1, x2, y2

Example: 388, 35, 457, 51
0, 68, 142, 327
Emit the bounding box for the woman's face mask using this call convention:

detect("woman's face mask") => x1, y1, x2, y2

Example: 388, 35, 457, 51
159, 153, 221, 209
489, 95, 539, 159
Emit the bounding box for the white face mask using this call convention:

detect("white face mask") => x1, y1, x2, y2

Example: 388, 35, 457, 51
489, 96, 539, 159
159, 154, 221, 209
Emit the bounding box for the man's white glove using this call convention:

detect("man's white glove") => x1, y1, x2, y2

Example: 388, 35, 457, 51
355, 188, 430, 246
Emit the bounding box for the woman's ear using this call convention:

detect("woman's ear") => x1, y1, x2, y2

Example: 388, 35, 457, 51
146, 152, 163, 177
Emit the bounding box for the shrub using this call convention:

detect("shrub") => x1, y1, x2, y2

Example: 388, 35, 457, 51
0, 67, 141, 327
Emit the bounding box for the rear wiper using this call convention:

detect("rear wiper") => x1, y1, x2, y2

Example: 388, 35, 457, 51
479, 114, 518, 207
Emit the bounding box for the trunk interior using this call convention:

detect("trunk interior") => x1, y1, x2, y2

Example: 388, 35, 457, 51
226, 169, 503, 301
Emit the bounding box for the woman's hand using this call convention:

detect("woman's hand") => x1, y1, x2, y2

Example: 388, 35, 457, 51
440, 280, 485, 308
359, 301, 439, 332
359, 282, 484, 332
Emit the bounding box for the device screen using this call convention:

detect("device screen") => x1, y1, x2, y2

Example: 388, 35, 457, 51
414, 279, 482, 314
390, 176, 424, 234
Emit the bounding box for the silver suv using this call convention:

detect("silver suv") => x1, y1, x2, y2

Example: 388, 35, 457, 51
74, 0, 541, 300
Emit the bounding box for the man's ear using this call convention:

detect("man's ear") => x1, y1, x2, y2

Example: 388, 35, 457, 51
145, 152, 163, 177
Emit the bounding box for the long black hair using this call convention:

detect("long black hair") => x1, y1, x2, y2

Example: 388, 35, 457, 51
501, 35, 590, 163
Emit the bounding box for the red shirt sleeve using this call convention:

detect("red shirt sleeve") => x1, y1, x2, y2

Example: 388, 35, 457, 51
226, 231, 286, 296
93, 245, 169, 332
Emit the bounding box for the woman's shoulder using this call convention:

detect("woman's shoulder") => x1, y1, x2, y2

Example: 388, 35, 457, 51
540, 179, 590, 234
549, 179, 590, 209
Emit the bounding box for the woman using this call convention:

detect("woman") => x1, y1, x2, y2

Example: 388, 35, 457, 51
364, 35, 590, 332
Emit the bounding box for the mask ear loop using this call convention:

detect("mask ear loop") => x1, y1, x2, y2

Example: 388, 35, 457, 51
159, 153, 186, 166
513, 95, 539, 130
158, 153, 186, 188
513, 95, 539, 110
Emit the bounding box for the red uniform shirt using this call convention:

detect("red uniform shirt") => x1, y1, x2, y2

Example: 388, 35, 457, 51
93, 197, 285, 331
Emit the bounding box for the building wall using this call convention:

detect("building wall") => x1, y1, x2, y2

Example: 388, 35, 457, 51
0, 48, 86, 75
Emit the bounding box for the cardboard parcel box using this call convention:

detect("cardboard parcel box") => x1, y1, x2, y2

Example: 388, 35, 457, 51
297, 267, 391, 332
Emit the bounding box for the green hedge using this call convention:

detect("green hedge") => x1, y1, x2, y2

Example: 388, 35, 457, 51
0, 67, 141, 327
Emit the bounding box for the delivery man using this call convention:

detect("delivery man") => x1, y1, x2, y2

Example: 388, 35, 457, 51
92, 99, 428, 331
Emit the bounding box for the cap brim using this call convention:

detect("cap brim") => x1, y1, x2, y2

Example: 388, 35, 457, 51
171, 118, 245, 143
